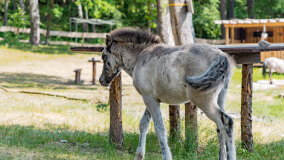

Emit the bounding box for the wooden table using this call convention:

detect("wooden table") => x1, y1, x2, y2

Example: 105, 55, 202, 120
70, 44, 284, 151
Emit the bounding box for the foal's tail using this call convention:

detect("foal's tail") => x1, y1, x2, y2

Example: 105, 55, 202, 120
263, 60, 268, 78
186, 55, 232, 92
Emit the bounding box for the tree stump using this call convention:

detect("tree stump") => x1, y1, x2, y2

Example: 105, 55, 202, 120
74, 69, 82, 84
241, 64, 253, 151
109, 73, 123, 149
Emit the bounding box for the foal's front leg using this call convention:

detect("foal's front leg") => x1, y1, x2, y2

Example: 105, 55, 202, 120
135, 108, 152, 160
142, 96, 172, 160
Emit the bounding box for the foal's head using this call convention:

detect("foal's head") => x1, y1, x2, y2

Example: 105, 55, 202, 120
99, 28, 160, 86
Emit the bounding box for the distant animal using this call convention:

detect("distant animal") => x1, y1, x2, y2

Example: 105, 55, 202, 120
263, 57, 284, 84
99, 28, 236, 160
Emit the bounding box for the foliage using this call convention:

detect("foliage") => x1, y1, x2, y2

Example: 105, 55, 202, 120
193, 0, 221, 39
1, 0, 284, 41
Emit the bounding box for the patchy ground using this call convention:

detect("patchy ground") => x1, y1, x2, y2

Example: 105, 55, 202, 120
0, 45, 283, 159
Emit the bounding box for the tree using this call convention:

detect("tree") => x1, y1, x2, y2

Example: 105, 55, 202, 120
247, 0, 254, 18
168, 0, 196, 146
220, 0, 227, 38
20, 0, 25, 10
156, 0, 174, 46
30, 0, 41, 45
4, 0, 9, 26
228, 0, 234, 19
45, 0, 54, 45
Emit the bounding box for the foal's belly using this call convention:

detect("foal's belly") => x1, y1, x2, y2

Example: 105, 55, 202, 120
154, 82, 189, 105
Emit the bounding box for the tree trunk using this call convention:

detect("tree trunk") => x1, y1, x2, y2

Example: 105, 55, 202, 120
169, 0, 195, 45
185, 101, 198, 150
77, 2, 83, 29
156, 0, 175, 46
13, 0, 17, 11
247, 0, 254, 18
220, 0, 227, 39
109, 73, 123, 149
83, 7, 89, 42
30, 0, 41, 45
228, 0, 234, 19
20, 0, 25, 11
4, 0, 9, 26
45, 0, 54, 45
168, 0, 196, 147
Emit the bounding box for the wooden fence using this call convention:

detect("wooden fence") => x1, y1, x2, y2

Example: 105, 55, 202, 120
0, 26, 106, 46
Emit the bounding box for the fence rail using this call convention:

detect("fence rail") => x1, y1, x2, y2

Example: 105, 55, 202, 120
0, 26, 107, 39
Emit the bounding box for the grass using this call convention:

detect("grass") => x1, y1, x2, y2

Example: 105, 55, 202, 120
0, 44, 283, 159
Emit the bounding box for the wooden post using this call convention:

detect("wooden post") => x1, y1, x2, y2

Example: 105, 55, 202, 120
226, 27, 229, 44
241, 64, 253, 151
231, 27, 235, 44
169, 105, 180, 141
109, 73, 123, 149
225, 27, 230, 44
185, 101, 198, 150
88, 58, 100, 85
169, 0, 196, 143
74, 69, 82, 84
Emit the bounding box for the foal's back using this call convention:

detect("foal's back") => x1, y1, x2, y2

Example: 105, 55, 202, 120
133, 43, 230, 104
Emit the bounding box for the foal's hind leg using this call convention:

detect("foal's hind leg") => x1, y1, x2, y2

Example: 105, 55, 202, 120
218, 78, 230, 110
192, 97, 236, 160
135, 108, 152, 160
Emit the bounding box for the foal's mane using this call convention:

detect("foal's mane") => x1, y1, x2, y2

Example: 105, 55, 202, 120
110, 28, 160, 45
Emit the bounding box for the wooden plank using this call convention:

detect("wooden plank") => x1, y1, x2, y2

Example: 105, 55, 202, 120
241, 64, 253, 152
0, 26, 107, 39
216, 44, 284, 53
109, 73, 123, 149
229, 52, 260, 64
224, 22, 284, 28
70, 46, 104, 52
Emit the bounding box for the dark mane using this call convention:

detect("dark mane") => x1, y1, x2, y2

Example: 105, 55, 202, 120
110, 28, 160, 45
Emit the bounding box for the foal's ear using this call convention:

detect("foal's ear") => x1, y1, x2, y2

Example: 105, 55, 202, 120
106, 35, 112, 46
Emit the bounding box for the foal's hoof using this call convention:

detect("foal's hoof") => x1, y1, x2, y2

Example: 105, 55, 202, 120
270, 81, 273, 84
134, 154, 144, 160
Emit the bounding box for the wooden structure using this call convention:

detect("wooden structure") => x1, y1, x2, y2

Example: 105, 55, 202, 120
70, 43, 284, 151
88, 58, 100, 85
215, 19, 284, 61
74, 69, 82, 84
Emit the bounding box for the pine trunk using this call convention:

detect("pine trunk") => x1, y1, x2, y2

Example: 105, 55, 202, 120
220, 0, 227, 39
228, 0, 234, 19
247, 0, 254, 18
4, 0, 9, 26
30, 0, 41, 45
156, 0, 175, 46
45, 0, 54, 45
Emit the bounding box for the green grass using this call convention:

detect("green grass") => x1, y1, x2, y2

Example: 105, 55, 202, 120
0, 45, 283, 159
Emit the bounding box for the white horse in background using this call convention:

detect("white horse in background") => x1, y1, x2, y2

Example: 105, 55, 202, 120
263, 57, 284, 84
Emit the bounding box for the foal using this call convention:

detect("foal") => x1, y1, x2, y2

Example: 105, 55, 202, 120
99, 28, 236, 160
263, 57, 284, 84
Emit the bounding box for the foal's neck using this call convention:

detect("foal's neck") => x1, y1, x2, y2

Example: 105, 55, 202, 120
119, 43, 153, 77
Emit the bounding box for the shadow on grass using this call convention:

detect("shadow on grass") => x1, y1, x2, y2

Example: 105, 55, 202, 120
0, 124, 283, 159
0, 72, 98, 91
2, 43, 101, 55
0, 72, 71, 90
